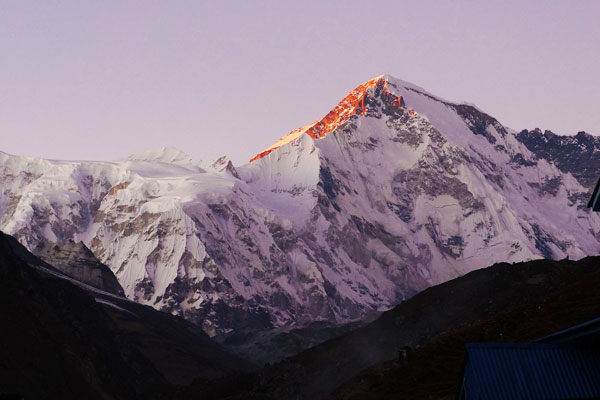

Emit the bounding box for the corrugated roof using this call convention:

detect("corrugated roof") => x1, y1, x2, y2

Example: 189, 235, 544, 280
461, 343, 600, 400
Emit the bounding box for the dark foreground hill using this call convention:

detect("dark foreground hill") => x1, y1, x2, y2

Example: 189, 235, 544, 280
180, 256, 600, 399
333, 258, 600, 399
0, 231, 253, 400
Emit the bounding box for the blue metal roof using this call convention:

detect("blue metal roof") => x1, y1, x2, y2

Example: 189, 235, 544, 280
460, 343, 600, 400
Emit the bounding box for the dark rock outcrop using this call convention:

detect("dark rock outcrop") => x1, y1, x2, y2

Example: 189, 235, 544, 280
32, 240, 125, 296
516, 129, 600, 188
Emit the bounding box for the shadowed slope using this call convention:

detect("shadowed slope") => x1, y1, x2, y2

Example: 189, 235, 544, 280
333, 260, 600, 399
0, 231, 253, 399
32, 240, 125, 296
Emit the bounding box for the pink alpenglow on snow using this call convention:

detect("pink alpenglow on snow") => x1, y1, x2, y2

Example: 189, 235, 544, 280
250, 75, 413, 162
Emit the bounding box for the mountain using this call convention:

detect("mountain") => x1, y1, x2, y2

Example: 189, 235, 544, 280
0, 230, 252, 399
1, 74, 600, 355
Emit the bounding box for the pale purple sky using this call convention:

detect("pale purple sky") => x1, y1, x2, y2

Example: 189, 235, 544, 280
2, 1, 599, 164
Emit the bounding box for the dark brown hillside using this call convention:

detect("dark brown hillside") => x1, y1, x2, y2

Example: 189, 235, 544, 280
333, 260, 600, 399
0, 231, 253, 399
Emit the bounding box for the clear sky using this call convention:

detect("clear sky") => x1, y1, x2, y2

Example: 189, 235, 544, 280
2, 1, 599, 165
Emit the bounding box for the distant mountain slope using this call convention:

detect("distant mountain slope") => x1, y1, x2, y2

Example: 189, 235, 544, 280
180, 256, 600, 400
516, 129, 600, 188
0, 231, 252, 399
1, 74, 600, 351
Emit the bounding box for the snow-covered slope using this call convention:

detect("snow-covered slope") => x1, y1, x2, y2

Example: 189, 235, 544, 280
2, 74, 600, 341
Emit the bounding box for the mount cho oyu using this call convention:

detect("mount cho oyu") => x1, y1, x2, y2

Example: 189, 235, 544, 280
1, 74, 600, 343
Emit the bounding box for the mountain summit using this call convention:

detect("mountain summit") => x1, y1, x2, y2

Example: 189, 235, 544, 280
1, 76, 599, 358
250, 75, 415, 162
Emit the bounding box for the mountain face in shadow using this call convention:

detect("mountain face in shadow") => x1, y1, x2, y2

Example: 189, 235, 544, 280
0, 231, 253, 399
32, 240, 125, 296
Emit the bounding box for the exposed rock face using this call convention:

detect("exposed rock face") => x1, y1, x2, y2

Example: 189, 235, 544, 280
1, 75, 600, 349
516, 129, 600, 188
32, 241, 125, 296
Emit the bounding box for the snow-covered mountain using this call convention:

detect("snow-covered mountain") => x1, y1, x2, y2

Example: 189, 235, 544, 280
2, 74, 600, 341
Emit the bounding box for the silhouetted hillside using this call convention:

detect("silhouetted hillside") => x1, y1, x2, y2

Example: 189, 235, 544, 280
0, 231, 253, 399
333, 259, 600, 399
